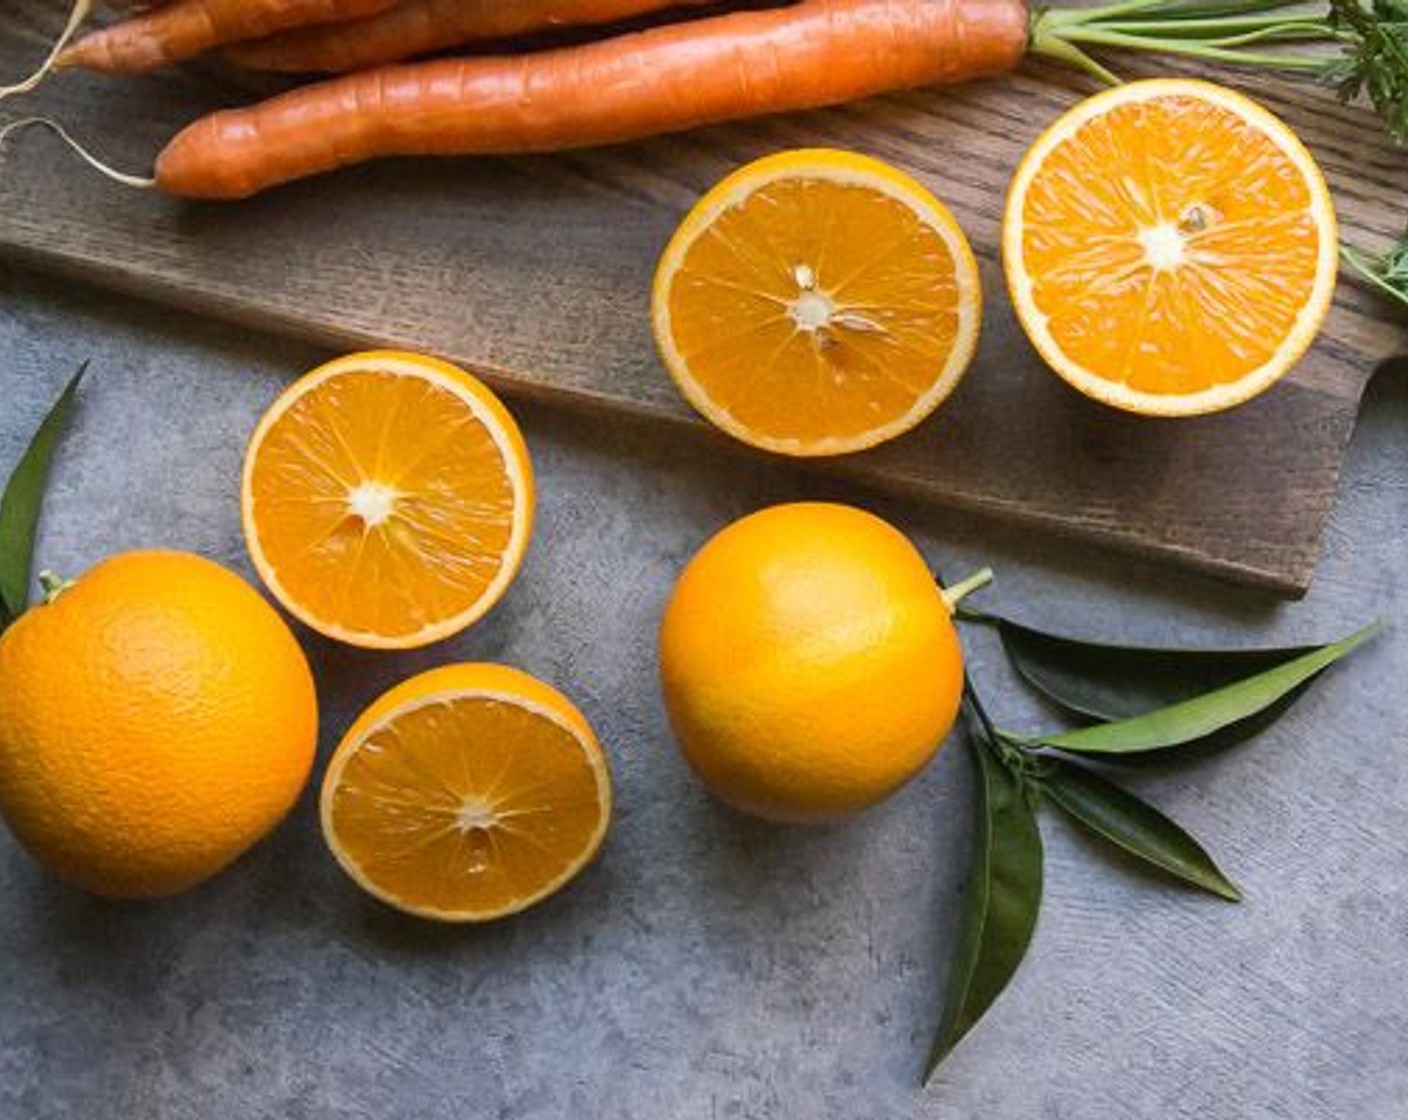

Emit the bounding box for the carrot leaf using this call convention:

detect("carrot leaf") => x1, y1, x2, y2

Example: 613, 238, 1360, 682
1322, 0, 1408, 143
1034, 0, 1408, 144
1342, 223, 1408, 311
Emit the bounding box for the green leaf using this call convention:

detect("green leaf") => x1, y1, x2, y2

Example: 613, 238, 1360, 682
1024, 621, 1382, 756
973, 612, 1323, 763
926, 736, 1043, 1080
982, 612, 1316, 723
1323, 0, 1408, 145
0, 365, 85, 623
1037, 756, 1241, 902
1342, 226, 1408, 313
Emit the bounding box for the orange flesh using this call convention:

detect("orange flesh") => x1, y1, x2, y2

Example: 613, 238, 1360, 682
247, 370, 517, 641
327, 696, 605, 915
665, 177, 966, 445
1019, 94, 1324, 396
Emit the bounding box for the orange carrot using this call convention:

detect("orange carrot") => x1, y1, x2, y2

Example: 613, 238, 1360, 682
155, 0, 1028, 200
59, 0, 401, 74
228, 0, 719, 74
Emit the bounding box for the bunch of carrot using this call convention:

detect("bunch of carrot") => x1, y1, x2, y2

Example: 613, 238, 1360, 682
1, 0, 1399, 201
6, 0, 1031, 199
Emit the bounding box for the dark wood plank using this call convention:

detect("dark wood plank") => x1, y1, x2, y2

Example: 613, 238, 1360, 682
0, 4, 1402, 594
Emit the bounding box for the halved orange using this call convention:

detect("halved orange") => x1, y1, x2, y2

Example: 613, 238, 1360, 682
652, 149, 982, 457
1004, 79, 1338, 416
321, 663, 611, 922
242, 351, 534, 650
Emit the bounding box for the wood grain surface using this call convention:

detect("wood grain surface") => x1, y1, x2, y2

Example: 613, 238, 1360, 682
0, 2, 1403, 595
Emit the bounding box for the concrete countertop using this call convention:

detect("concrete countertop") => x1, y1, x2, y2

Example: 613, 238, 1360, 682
2, 261, 1406, 1120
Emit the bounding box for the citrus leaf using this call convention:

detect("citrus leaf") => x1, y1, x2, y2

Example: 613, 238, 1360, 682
1082, 684, 1316, 770
983, 613, 1315, 723
1026, 622, 1382, 756
926, 736, 1043, 1080
979, 612, 1322, 762
0, 365, 85, 623
1037, 756, 1241, 902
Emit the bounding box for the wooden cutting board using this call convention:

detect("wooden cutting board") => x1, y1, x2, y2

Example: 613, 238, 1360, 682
0, 4, 1402, 595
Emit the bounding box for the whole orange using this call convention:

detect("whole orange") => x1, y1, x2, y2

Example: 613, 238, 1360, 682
0, 550, 319, 898
659, 503, 965, 823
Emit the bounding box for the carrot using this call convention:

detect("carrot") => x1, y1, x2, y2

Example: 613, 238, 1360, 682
21, 0, 1376, 204
58, 0, 402, 74
155, 0, 1029, 199
228, 0, 720, 74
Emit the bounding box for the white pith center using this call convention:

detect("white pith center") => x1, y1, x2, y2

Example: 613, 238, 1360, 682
348, 482, 397, 528
788, 262, 836, 332
1139, 222, 1186, 271
792, 290, 835, 330
456, 800, 497, 832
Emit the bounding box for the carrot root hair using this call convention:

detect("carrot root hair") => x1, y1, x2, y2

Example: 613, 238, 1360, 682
0, 0, 94, 101
0, 117, 156, 189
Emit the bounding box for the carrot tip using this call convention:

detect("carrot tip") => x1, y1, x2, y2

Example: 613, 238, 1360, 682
0, 117, 157, 190
0, 0, 94, 100
52, 46, 84, 73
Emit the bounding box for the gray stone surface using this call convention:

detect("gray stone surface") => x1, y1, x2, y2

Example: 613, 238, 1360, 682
1, 261, 1406, 1120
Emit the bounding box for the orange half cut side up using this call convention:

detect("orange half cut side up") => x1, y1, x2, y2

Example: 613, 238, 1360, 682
1004, 79, 1338, 417
653, 149, 983, 456
241, 351, 535, 649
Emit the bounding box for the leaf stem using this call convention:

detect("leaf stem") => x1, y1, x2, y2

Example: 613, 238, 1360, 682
1091, 15, 1331, 37
1028, 31, 1126, 83
1053, 27, 1329, 69
1028, 0, 1408, 147
942, 568, 995, 613
37, 570, 73, 604
962, 678, 1002, 747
